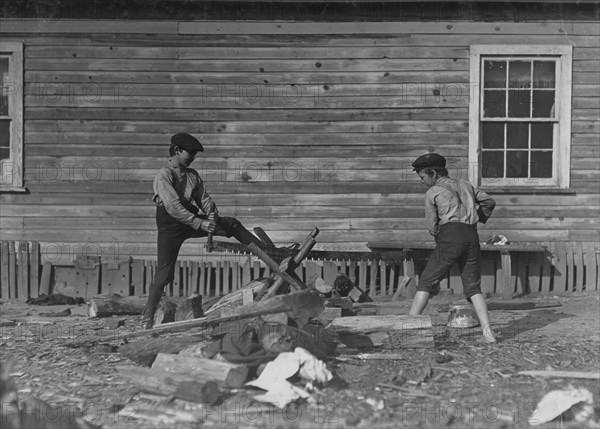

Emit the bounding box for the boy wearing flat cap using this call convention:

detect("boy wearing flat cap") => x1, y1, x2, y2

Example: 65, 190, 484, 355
141, 133, 268, 329
410, 153, 497, 343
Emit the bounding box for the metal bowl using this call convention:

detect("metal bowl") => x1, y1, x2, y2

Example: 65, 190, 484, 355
447, 304, 480, 328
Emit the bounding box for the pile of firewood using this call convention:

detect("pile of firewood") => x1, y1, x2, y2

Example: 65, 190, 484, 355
61, 228, 434, 424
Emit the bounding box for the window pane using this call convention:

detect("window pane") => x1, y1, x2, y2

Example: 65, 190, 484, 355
483, 60, 506, 88
483, 90, 506, 117
508, 90, 530, 117
531, 123, 553, 149
482, 123, 504, 149
509, 61, 531, 88
1, 57, 9, 116
533, 61, 555, 89
507, 123, 529, 149
482, 151, 504, 178
532, 90, 555, 117
531, 151, 553, 178
506, 151, 528, 178
0, 119, 10, 161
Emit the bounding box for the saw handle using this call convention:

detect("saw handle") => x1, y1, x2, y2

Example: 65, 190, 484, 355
206, 202, 216, 253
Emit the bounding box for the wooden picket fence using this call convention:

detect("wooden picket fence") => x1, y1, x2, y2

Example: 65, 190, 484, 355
0, 241, 598, 301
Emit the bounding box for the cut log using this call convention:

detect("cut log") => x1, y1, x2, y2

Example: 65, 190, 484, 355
205, 278, 270, 315
69, 291, 323, 346
175, 294, 204, 321
118, 336, 207, 366
154, 300, 178, 324
87, 294, 147, 317
518, 370, 600, 380
327, 315, 433, 349
116, 365, 220, 403
152, 353, 249, 388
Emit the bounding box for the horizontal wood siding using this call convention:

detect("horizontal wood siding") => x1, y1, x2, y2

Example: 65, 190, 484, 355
0, 19, 598, 263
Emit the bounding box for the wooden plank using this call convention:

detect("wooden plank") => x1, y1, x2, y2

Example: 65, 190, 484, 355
583, 243, 598, 292
29, 58, 468, 73
552, 242, 568, 293
1, 242, 10, 300
322, 261, 339, 286
178, 21, 570, 35
222, 261, 230, 295
2, 20, 179, 34
380, 261, 388, 295
516, 253, 528, 295
566, 242, 575, 293
575, 242, 585, 292
17, 242, 29, 301
199, 262, 207, 297
214, 262, 222, 296
358, 260, 368, 289
388, 263, 397, 296
499, 251, 513, 299
190, 261, 200, 295
328, 315, 434, 349
347, 260, 357, 285
518, 370, 600, 380
369, 260, 379, 298
28, 242, 40, 298
131, 260, 145, 297
528, 252, 542, 294
403, 258, 417, 299
253, 261, 261, 281
39, 263, 52, 296
540, 242, 552, 294
241, 260, 251, 287
101, 260, 130, 296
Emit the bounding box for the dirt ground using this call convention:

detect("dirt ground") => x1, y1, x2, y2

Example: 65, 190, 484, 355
1, 292, 599, 429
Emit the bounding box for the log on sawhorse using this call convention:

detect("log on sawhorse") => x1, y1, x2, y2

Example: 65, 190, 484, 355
250, 227, 320, 301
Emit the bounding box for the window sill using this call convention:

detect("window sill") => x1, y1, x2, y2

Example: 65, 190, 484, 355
0, 186, 28, 193
480, 187, 576, 195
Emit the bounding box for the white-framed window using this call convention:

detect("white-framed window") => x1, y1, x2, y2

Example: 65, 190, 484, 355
469, 45, 572, 189
0, 42, 24, 192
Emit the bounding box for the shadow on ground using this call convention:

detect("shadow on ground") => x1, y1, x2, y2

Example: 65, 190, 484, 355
500, 309, 576, 340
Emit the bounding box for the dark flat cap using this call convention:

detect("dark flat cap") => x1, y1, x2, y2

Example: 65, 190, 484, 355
412, 153, 446, 171
171, 133, 204, 152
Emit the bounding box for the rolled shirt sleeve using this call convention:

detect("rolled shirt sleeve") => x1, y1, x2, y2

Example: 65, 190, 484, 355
154, 167, 204, 230
474, 188, 496, 224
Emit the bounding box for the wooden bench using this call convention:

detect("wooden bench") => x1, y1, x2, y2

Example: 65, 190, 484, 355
367, 241, 548, 299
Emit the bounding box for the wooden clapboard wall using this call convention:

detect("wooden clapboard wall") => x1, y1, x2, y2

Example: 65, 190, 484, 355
0, 4, 598, 265
0, 240, 598, 301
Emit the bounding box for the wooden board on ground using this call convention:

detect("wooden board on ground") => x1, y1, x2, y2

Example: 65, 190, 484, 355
328, 315, 433, 348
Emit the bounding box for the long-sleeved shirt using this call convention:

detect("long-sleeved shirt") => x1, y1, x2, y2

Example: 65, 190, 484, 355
152, 161, 216, 230
424, 177, 495, 237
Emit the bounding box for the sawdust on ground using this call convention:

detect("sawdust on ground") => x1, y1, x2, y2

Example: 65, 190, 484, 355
1, 292, 598, 429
